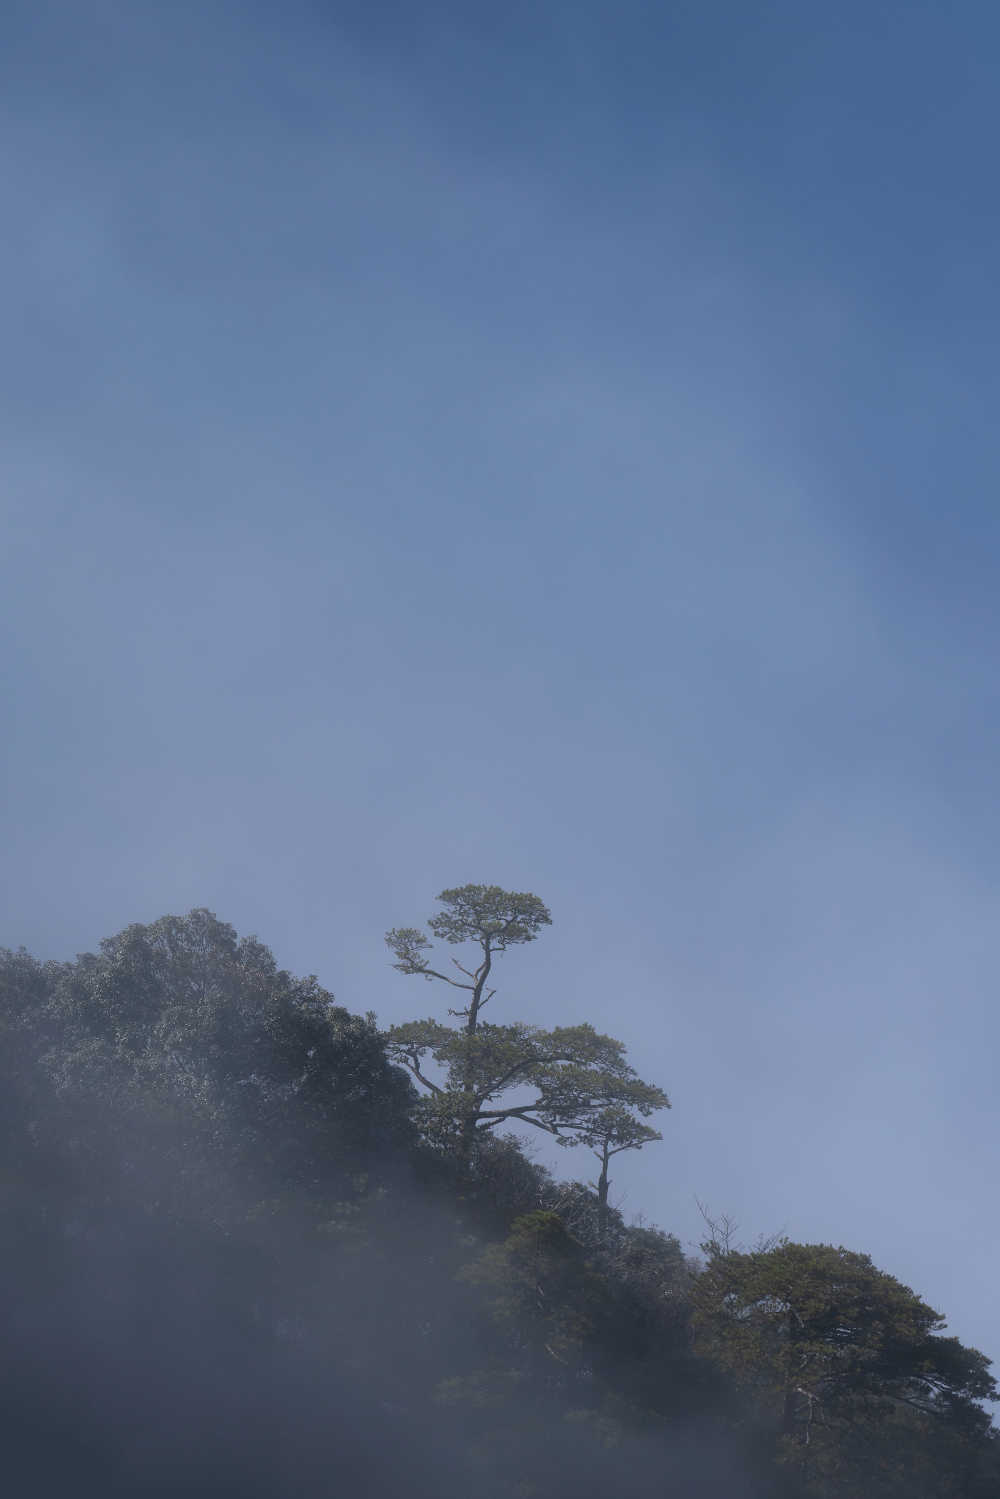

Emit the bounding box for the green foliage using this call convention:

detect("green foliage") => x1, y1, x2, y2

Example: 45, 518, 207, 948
386, 886, 551, 979
424, 885, 551, 949
459, 1209, 604, 1350
2, 911, 417, 1214
387, 1017, 660, 1141
440, 1211, 628, 1492
2, 906, 997, 1499
692, 1239, 997, 1494
561, 1100, 664, 1155
385, 884, 668, 1185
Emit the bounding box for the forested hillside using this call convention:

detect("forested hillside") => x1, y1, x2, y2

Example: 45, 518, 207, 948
2, 894, 997, 1497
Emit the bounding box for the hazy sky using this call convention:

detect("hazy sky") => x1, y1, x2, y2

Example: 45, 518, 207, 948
4, 0, 1000, 1388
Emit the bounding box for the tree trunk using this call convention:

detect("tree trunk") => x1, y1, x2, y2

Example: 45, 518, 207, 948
457, 1109, 477, 1173
457, 939, 491, 1176
596, 1143, 610, 1244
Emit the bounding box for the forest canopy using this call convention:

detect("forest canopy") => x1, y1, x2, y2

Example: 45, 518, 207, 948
1, 895, 996, 1499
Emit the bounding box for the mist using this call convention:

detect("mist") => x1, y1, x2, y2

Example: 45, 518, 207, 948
2, 911, 996, 1497
4, 1, 1000, 1494
0, 918, 771, 1498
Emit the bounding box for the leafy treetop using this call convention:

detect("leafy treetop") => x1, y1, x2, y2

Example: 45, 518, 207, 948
386, 885, 552, 1034
385, 884, 667, 1182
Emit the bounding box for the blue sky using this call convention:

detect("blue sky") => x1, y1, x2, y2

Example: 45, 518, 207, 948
4, 0, 1000, 1385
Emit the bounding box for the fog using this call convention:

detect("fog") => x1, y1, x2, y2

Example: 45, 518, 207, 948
0, 1016, 762, 1498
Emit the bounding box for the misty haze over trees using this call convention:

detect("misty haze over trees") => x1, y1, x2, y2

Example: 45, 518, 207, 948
2, 888, 997, 1497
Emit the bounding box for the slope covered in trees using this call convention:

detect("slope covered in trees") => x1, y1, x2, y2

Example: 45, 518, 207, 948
1, 895, 996, 1498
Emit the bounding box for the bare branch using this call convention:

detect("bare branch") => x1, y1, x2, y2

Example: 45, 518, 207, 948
475, 1102, 560, 1135
412, 966, 476, 991
695, 1197, 741, 1257
396, 1053, 444, 1096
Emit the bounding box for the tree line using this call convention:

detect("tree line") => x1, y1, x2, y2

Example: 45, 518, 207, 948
1, 886, 996, 1497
